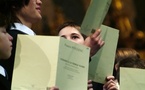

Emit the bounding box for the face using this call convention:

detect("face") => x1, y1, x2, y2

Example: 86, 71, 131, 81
58, 26, 84, 44
0, 27, 13, 59
18, 0, 42, 24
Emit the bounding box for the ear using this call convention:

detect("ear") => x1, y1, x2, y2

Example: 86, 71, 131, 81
115, 63, 118, 71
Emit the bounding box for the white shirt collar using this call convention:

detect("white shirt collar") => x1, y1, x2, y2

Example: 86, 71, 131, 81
0, 65, 6, 77
10, 23, 36, 35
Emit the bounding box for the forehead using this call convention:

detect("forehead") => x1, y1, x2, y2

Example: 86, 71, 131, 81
59, 26, 81, 35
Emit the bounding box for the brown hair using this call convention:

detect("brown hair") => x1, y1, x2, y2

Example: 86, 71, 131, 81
0, 0, 11, 27
57, 21, 80, 32
57, 21, 87, 39
115, 48, 140, 65
115, 48, 145, 82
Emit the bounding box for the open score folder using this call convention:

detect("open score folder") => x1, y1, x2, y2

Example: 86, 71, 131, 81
11, 35, 90, 90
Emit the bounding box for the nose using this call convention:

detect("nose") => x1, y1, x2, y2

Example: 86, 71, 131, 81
8, 33, 13, 41
37, 0, 42, 5
66, 37, 71, 41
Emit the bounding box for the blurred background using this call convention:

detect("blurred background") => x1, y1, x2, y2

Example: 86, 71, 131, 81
32, 0, 145, 59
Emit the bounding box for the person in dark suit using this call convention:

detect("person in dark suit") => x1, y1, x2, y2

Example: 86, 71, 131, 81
1, 0, 59, 90
0, 0, 13, 89
0, 0, 42, 86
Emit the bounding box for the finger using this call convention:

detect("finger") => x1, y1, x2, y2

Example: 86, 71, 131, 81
88, 80, 92, 84
97, 38, 103, 47
91, 29, 101, 39
88, 83, 93, 88
106, 76, 115, 81
47, 86, 59, 90
109, 86, 118, 90
104, 79, 114, 88
95, 35, 101, 41
100, 40, 105, 47
107, 81, 116, 89
88, 88, 93, 90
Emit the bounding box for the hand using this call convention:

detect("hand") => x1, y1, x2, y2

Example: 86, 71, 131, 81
84, 29, 104, 57
88, 80, 93, 90
103, 76, 119, 90
47, 86, 59, 90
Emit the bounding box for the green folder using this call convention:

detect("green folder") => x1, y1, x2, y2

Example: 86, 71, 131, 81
120, 67, 145, 90
81, 0, 112, 36
88, 25, 119, 84
12, 35, 90, 90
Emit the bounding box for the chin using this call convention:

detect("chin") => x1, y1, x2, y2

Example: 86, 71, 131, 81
35, 15, 42, 21
4, 53, 11, 59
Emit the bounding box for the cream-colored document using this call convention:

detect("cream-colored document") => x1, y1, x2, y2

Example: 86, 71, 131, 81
89, 25, 119, 84
81, 0, 112, 36
120, 67, 145, 90
11, 35, 90, 90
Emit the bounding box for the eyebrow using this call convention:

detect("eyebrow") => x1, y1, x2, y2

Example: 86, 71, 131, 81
71, 33, 81, 36
60, 35, 66, 38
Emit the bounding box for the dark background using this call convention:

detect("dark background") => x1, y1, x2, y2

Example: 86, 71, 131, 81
32, 0, 145, 59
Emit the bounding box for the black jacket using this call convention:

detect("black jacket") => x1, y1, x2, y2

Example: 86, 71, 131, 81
0, 74, 10, 90
0, 30, 26, 87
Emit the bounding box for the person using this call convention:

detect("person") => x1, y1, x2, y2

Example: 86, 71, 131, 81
0, 0, 42, 85
57, 21, 119, 90
103, 48, 145, 90
0, 20, 13, 90
103, 48, 143, 90
0, 0, 13, 89
115, 48, 140, 71
57, 21, 105, 57
57, 21, 104, 90
0, 1, 13, 60
0, 0, 59, 90
0, 26, 12, 60
115, 48, 145, 82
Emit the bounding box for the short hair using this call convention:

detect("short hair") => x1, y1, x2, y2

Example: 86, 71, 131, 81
116, 57, 145, 83
0, 0, 11, 27
10, 0, 30, 23
114, 48, 141, 81
119, 57, 145, 69
10, 0, 30, 10
57, 21, 81, 33
57, 21, 87, 39
115, 48, 140, 65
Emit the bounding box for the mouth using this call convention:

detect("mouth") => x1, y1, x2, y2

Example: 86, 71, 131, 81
36, 7, 41, 13
10, 46, 12, 49
10, 44, 12, 48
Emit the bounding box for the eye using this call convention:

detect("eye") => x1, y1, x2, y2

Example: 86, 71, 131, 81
2, 29, 7, 34
71, 35, 79, 39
